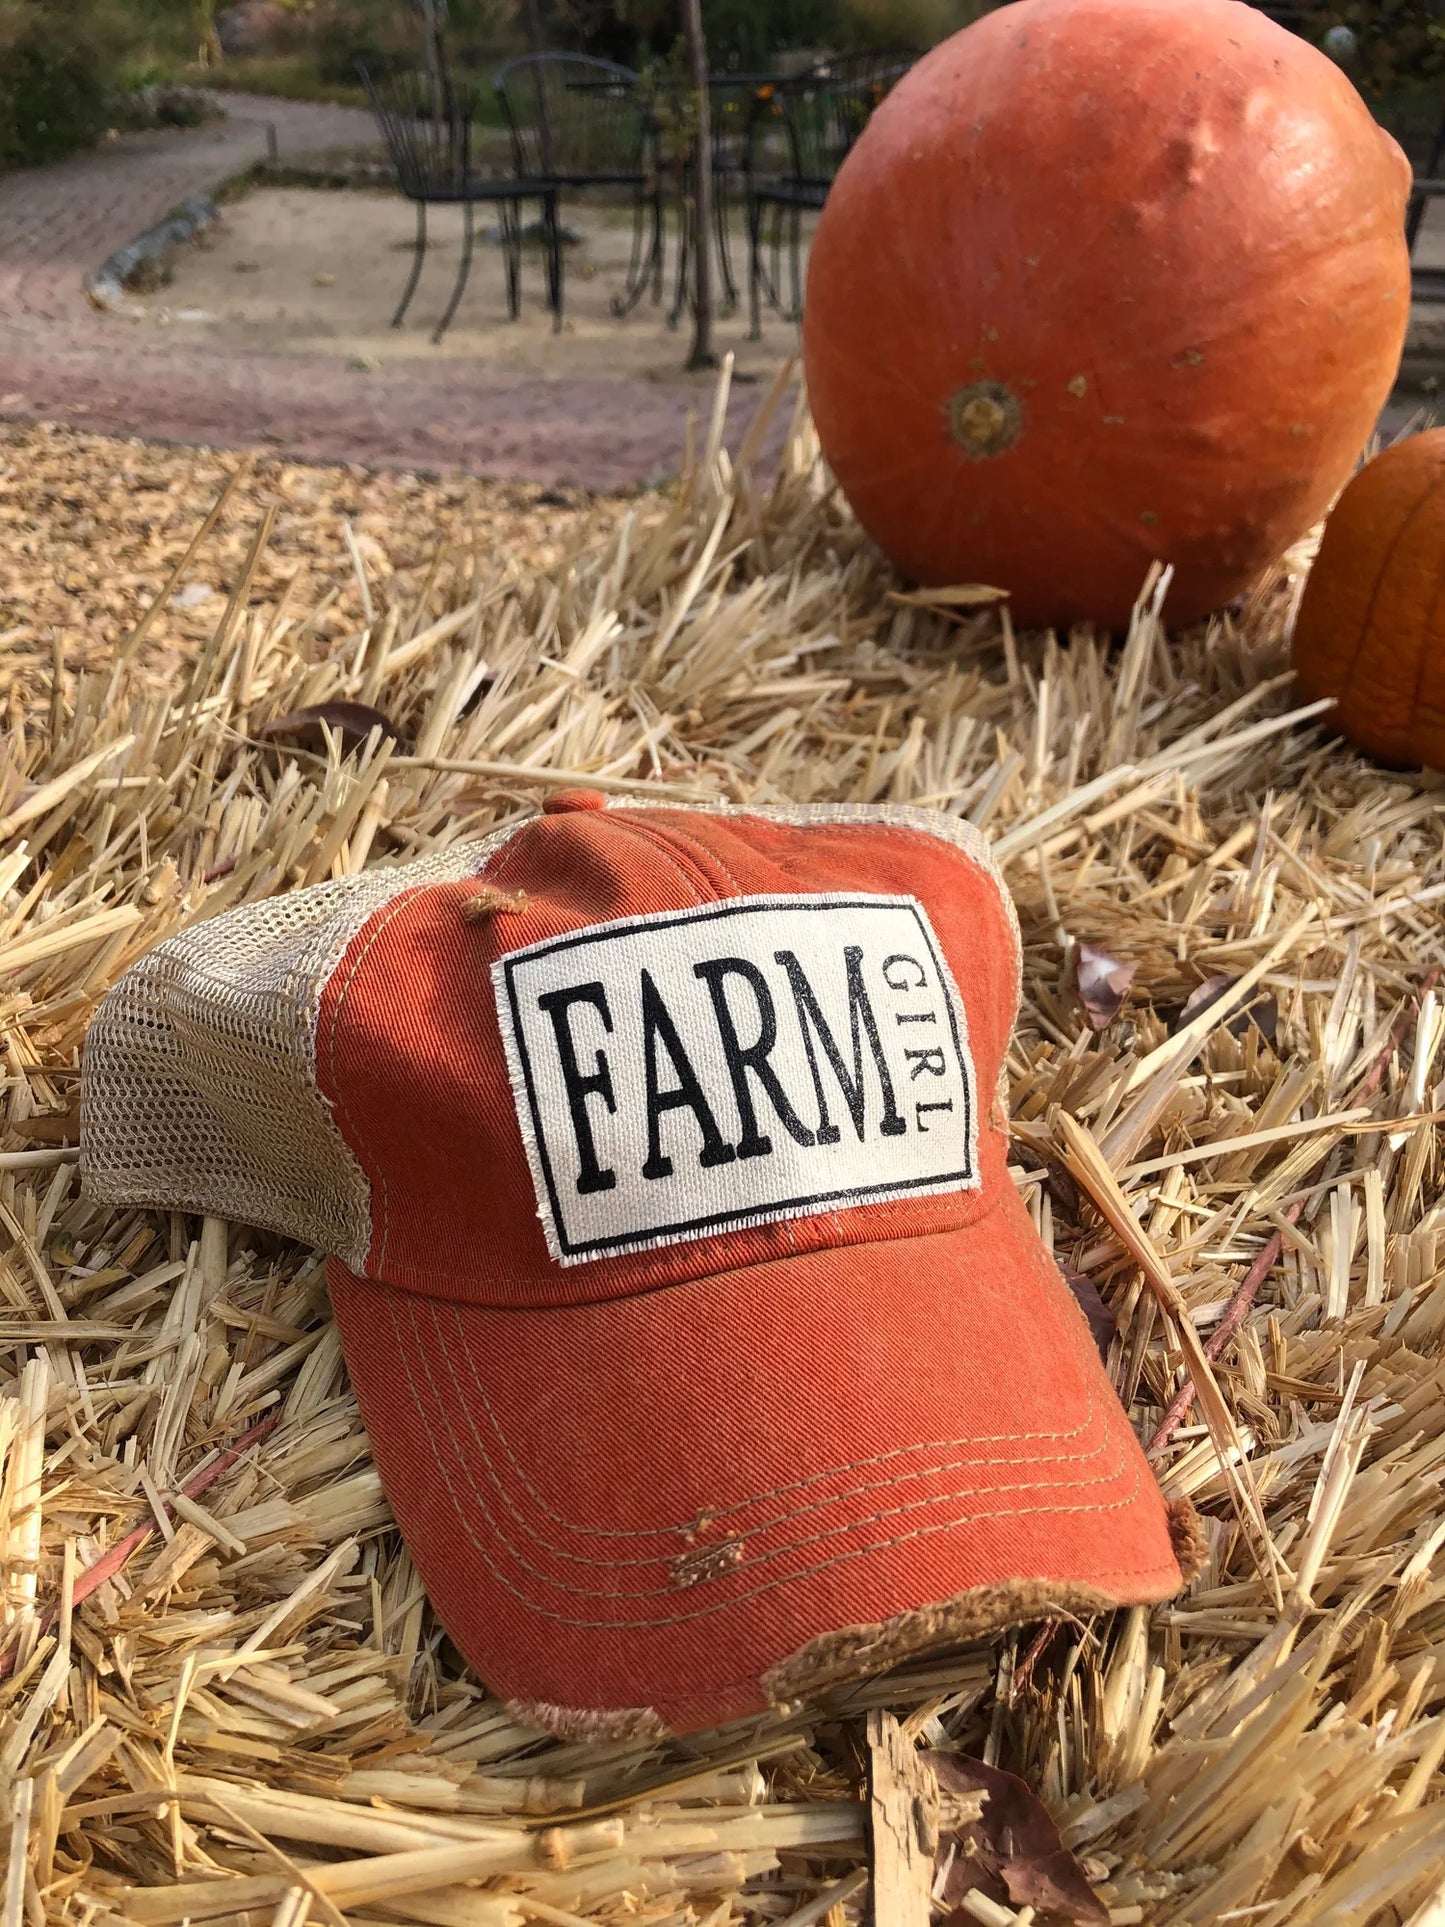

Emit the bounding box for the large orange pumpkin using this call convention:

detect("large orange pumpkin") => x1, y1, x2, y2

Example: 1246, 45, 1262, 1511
1292, 430, 1445, 769
801, 0, 1413, 632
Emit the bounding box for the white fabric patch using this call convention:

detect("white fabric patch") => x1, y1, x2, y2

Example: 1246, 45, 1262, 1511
492, 893, 979, 1265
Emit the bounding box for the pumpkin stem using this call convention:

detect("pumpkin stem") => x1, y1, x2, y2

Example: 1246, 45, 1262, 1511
947, 381, 1023, 459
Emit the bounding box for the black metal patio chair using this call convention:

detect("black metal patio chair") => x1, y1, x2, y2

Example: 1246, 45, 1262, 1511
493, 52, 658, 325
360, 63, 561, 342
693, 77, 764, 321
745, 50, 917, 338
647, 74, 759, 329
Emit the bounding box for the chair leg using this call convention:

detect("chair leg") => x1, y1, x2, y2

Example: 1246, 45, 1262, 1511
668, 175, 693, 331
1408, 110, 1444, 253
502, 200, 521, 321
747, 196, 762, 340
433, 198, 474, 344
770, 205, 786, 317
650, 184, 665, 303
544, 191, 563, 333
714, 171, 738, 315
613, 178, 658, 318
787, 202, 803, 323
393, 200, 427, 329
1408, 188, 1426, 255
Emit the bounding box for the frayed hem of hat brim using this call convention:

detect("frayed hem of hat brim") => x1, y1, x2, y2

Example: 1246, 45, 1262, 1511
504, 1696, 671, 1743
764, 1568, 1184, 1708
503, 1555, 1189, 1741
1167, 1496, 1209, 1583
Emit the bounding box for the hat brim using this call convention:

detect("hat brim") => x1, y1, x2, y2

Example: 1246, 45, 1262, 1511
328, 1180, 1183, 1738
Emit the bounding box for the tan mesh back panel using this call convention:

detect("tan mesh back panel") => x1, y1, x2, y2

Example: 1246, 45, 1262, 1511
80, 827, 520, 1271
80, 802, 1018, 1267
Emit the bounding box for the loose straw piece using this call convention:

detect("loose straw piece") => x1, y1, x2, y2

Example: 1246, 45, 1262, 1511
392, 755, 716, 800
0, 1411, 279, 1681
1058, 1112, 1284, 1601
1147, 965, 1443, 1456
774, 1868, 871, 1927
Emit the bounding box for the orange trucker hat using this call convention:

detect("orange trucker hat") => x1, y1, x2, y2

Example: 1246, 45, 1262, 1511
81, 795, 1186, 1737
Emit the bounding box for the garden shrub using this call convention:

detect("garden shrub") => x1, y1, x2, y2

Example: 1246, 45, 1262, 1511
1281, 0, 1444, 166
549, 0, 980, 70
87, 0, 206, 73
0, 2, 112, 167
113, 82, 219, 129
1318, 0, 1444, 91
311, 0, 425, 83
1334, 0, 1444, 169
843, 0, 983, 51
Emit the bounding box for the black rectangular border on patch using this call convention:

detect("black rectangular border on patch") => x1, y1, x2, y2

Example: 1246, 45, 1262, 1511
498, 895, 976, 1261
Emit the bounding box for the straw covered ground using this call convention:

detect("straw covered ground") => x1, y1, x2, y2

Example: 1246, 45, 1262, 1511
3, 366, 1445, 1927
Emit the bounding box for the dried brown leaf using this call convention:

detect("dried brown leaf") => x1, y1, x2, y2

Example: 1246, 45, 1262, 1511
256, 701, 405, 755
1057, 1264, 1117, 1361
1175, 974, 1278, 1046
12, 1105, 81, 1146
1075, 943, 1137, 1030
927, 1752, 1109, 1926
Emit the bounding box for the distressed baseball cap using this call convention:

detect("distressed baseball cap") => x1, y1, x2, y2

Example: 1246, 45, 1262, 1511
81, 793, 1187, 1738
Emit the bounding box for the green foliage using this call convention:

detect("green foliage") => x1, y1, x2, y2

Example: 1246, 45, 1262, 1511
1318, 0, 1445, 92
83, 0, 212, 73
194, 50, 364, 102
0, 2, 112, 167
0, 0, 235, 165
554, 0, 974, 69
311, 0, 419, 84
844, 0, 982, 50
674, 0, 847, 67
1281, 0, 1442, 167
561, 0, 839, 68
1277, 0, 1442, 89
632, 35, 700, 166
443, 0, 521, 42
307, 0, 516, 88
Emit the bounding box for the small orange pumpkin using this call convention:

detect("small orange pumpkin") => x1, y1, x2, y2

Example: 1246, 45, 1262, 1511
1292, 430, 1445, 769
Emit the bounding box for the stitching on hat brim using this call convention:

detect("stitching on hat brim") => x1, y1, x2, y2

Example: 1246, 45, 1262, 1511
371, 1279, 1178, 1631
422, 1293, 1117, 1569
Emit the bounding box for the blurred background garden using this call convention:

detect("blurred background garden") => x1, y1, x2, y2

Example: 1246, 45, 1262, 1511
0, 0, 1438, 471
1, 0, 1440, 173
0, 0, 982, 169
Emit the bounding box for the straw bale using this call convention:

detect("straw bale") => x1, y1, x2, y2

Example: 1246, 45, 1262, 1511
3, 364, 1445, 1925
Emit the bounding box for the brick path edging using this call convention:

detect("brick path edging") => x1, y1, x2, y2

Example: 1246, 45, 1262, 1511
86, 194, 219, 314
